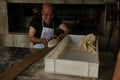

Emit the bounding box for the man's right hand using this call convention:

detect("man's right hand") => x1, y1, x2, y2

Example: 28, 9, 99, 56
40, 38, 48, 46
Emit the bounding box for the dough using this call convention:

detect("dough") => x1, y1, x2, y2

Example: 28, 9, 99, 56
78, 33, 96, 55
48, 39, 59, 47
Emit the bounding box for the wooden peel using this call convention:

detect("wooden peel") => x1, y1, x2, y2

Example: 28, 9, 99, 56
0, 47, 53, 80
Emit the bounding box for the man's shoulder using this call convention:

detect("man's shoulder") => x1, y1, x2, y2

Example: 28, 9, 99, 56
30, 13, 42, 28
33, 13, 42, 20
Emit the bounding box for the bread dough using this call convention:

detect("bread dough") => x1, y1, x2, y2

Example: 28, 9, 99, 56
78, 33, 96, 55
48, 39, 59, 47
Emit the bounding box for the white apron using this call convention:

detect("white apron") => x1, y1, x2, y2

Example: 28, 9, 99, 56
34, 20, 54, 48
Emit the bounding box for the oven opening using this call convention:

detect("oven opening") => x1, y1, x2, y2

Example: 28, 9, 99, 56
7, 3, 105, 34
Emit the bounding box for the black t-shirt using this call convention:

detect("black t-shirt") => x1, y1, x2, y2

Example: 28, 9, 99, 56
29, 14, 62, 39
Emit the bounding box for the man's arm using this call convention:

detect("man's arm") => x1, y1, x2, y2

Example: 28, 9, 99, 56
113, 50, 120, 80
58, 23, 70, 36
55, 23, 69, 41
28, 26, 48, 44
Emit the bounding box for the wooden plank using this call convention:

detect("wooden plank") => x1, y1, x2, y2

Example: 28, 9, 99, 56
84, 0, 102, 4
6, 0, 28, 3
0, 47, 53, 80
67, 0, 83, 4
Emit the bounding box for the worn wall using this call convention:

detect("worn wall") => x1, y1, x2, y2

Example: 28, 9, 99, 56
0, 0, 8, 46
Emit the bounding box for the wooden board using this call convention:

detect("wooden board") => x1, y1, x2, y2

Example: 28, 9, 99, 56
45, 35, 99, 78
0, 47, 53, 80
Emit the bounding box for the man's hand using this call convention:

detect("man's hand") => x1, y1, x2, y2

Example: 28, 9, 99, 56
40, 38, 48, 46
55, 34, 64, 42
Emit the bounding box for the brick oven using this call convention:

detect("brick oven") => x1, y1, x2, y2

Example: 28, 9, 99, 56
0, 0, 118, 52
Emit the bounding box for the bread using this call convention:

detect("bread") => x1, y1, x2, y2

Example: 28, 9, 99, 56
48, 39, 59, 47
78, 33, 96, 55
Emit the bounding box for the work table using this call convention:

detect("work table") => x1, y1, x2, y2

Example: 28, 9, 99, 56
0, 47, 31, 73
0, 47, 115, 80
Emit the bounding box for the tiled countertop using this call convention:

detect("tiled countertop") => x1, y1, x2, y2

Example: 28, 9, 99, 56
0, 47, 32, 74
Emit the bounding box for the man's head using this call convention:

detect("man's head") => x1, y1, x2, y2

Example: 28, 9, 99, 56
42, 3, 54, 25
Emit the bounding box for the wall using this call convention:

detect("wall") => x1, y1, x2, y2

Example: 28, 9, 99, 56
0, 0, 8, 46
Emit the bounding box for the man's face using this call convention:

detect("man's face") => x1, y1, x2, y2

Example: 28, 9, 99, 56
42, 6, 54, 25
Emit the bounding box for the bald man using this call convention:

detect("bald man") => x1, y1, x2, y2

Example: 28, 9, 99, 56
28, 3, 69, 48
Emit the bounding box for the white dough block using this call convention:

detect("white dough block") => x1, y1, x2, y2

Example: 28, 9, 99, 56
45, 58, 55, 73
45, 35, 99, 78
55, 59, 89, 77
89, 63, 99, 78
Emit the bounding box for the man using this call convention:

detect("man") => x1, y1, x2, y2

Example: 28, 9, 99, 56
28, 3, 69, 48
112, 50, 120, 80
112, 33, 120, 80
